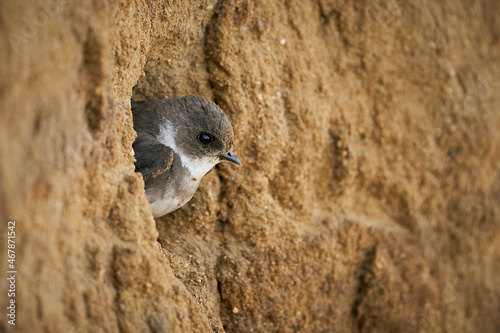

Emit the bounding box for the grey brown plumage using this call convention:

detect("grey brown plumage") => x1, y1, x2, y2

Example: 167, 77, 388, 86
131, 95, 240, 217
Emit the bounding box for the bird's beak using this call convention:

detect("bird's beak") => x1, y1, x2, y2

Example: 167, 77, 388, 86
218, 152, 241, 165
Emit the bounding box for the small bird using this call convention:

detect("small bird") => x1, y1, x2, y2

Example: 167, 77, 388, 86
132, 95, 240, 217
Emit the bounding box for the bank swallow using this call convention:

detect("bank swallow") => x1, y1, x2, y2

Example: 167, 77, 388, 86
132, 95, 240, 217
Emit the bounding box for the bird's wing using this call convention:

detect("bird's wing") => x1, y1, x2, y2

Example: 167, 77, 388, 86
133, 132, 174, 181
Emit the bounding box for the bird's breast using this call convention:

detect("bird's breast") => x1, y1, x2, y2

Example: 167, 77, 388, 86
148, 171, 202, 217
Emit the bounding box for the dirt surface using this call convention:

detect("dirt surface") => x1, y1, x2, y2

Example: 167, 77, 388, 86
1, 0, 500, 332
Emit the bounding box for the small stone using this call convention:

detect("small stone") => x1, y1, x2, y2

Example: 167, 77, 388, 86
280, 38, 286, 45
232, 307, 239, 314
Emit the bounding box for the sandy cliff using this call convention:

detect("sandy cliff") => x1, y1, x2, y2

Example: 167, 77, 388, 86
1, 0, 499, 332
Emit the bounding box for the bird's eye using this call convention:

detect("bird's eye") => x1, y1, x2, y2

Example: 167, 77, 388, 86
197, 132, 214, 147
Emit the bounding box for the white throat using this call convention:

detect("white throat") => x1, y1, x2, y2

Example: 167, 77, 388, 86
158, 121, 218, 179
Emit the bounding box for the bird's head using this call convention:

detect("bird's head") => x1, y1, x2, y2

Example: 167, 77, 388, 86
160, 95, 240, 179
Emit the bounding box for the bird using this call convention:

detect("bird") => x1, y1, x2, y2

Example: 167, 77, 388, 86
131, 95, 240, 217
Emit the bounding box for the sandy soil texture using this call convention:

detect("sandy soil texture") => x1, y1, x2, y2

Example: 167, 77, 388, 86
1, 0, 499, 332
